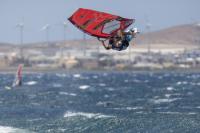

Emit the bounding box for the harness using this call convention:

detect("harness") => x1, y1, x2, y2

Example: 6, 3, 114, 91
109, 36, 130, 51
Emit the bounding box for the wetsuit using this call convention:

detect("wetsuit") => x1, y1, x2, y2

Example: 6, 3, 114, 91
108, 34, 133, 51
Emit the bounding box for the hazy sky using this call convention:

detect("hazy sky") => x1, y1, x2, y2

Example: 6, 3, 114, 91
0, 0, 200, 44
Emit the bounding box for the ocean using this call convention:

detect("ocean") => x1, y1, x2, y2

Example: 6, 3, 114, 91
0, 71, 200, 133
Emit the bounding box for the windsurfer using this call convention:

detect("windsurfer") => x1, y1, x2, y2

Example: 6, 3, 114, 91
100, 28, 138, 51
12, 64, 23, 87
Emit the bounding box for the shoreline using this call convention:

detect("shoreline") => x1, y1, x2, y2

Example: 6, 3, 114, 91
1, 67, 200, 74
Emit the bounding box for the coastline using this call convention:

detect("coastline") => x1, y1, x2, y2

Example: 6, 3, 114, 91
1, 67, 200, 74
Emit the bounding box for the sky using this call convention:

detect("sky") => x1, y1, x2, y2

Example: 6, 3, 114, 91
0, 0, 200, 44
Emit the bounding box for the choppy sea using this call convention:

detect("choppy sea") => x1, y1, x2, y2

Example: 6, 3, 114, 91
0, 71, 200, 133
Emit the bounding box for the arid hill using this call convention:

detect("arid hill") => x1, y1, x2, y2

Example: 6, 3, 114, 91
1, 23, 200, 50
135, 23, 200, 45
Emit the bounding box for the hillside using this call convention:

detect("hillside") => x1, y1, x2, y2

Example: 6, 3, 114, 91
135, 23, 200, 45
1, 23, 200, 50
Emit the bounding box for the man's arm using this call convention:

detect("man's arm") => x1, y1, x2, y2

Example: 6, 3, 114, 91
101, 40, 111, 50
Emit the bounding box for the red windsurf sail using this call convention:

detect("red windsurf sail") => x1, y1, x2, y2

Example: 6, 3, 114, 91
68, 8, 134, 38
12, 64, 23, 87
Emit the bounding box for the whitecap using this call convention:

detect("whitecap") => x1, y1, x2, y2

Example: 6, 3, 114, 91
176, 81, 188, 85
165, 94, 171, 98
188, 112, 197, 115
151, 98, 181, 104
56, 73, 67, 77
158, 112, 197, 115
99, 83, 106, 87
24, 81, 37, 85
5, 86, 12, 90
157, 112, 182, 115
176, 82, 182, 85
64, 111, 114, 119
166, 87, 174, 91
113, 106, 144, 111
126, 106, 144, 110
73, 74, 81, 78
0, 126, 34, 133
59, 92, 77, 96
79, 85, 90, 90
96, 101, 113, 107
135, 111, 148, 114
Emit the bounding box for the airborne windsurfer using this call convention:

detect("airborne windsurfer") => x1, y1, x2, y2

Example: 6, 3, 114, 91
69, 8, 139, 51
100, 28, 138, 51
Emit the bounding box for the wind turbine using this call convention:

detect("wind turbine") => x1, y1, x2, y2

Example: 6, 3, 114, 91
61, 21, 68, 58
16, 22, 24, 58
63, 22, 67, 42
41, 24, 50, 45
16, 22, 24, 45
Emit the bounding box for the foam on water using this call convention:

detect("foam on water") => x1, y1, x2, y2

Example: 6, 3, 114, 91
99, 83, 106, 87
166, 87, 174, 91
126, 106, 144, 110
56, 73, 67, 78
73, 74, 81, 78
151, 98, 181, 104
176, 81, 188, 85
24, 81, 37, 85
158, 112, 197, 115
64, 111, 114, 119
4, 86, 12, 90
165, 94, 171, 98
107, 88, 115, 91
59, 92, 77, 96
0, 126, 33, 133
79, 85, 90, 90
113, 106, 144, 111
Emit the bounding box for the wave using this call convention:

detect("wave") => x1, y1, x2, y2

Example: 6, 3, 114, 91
59, 92, 77, 96
113, 106, 144, 111
73, 74, 81, 78
0, 126, 34, 133
151, 98, 181, 104
24, 81, 37, 86
99, 83, 106, 87
166, 87, 174, 91
64, 111, 114, 119
79, 85, 90, 90
157, 112, 197, 115
176, 81, 188, 85
56, 73, 67, 78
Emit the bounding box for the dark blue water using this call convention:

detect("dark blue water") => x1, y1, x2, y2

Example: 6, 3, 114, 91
0, 71, 200, 133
